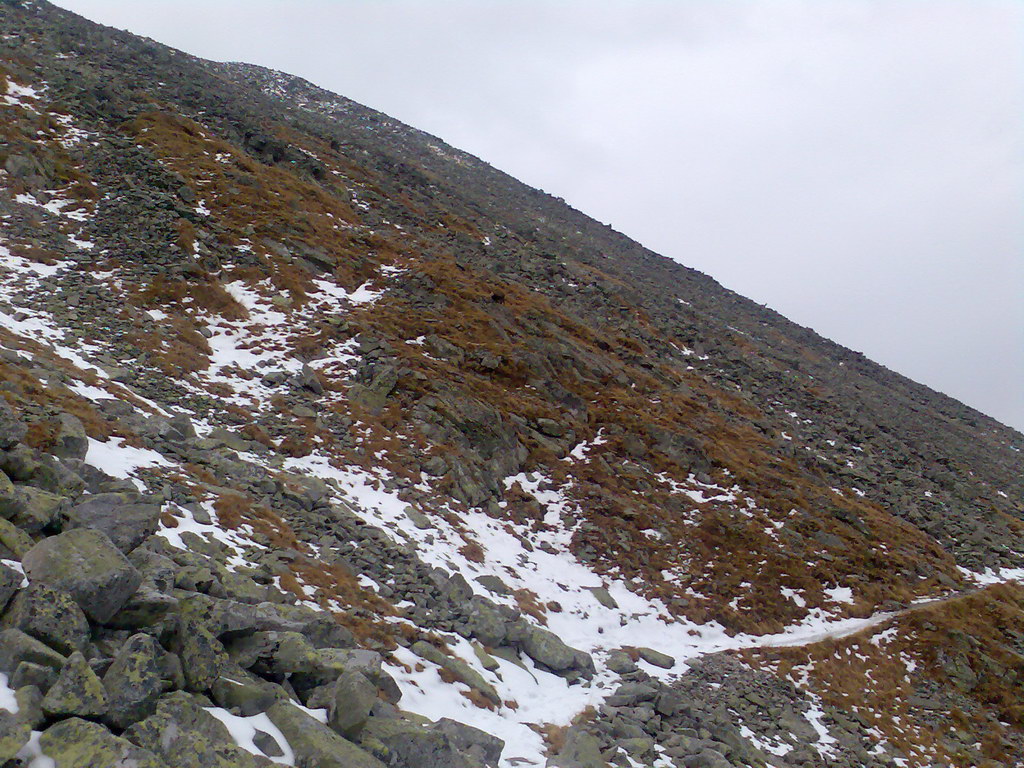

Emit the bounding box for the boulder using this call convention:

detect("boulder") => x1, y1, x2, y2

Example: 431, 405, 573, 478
209, 669, 286, 716
266, 701, 387, 768
40, 717, 168, 768
0, 628, 65, 674
176, 617, 229, 692
411, 641, 500, 705
22, 528, 142, 623
636, 647, 675, 669
0, 402, 26, 450
0, 518, 34, 559
521, 627, 577, 672
310, 669, 377, 737
124, 691, 262, 768
0, 471, 21, 519
41, 651, 108, 718
102, 633, 167, 729
0, 562, 22, 612
52, 413, 89, 460
0, 709, 30, 762
60, 492, 161, 552
2, 583, 90, 655
435, 718, 504, 766
8, 486, 66, 534
357, 718, 474, 768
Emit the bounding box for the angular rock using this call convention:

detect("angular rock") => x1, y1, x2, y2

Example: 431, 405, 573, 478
0, 562, 22, 612
209, 669, 286, 716
435, 718, 505, 766
0, 709, 30, 762
357, 717, 473, 768
0, 518, 34, 559
60, 492, 161, 552
0, 402, 26, 451
2, 583, 90, 655
103, 633, 167, 730
266, 701, 386, 768
11, 661, 57, 692
176, 617, 229, 692
52, 413, 89, 460
41, 651, 108, 718
9, 486, 66, 534
0, 628, 66, 674
411, 641, 500, 705
636, 646, 675, 669
125, 691, 261, 768
320, 669, 378, 737
40, 717, 167, 768
521, 626, 577, 671
22, 528, 142, 623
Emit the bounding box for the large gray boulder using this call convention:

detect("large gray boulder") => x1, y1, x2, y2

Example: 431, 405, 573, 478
51, 413, 89, 460
41, 651, 108, 718
357, 718, 475, 768
0, 628, 66, 674
0, 709, 30, 762
102, 633, 167, 729
40, 717, 168, 768
22, 528, 142, 623
60, 492, 161, 552
306, 669, 377, 737
521, 626, 577, 671
266, 701, 387, 768
0, 401, 26, 450
124, 691, 262, 768
1, 583, 90, 655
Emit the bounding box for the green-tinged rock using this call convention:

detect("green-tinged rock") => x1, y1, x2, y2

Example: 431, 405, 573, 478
466, 602, 507, 648
178, 593, 258, 638
2, 583, 90, 655
471, 643, 500, 672
60, 492, 160, 552
521, 626, 577, 672
102, 633, 166, 730
218, 570, 269, 604
107, 581, 178, 628
0, 471, 20, 519
11, 661, 57, 692
265, 701, 387, 768
0, 709, 29, 761
22, 528, 141, 623
636, 646, 675, 669
0, 628, 65, 674
40, 717, 168, 768
313, 670, 377, 737
548, 727, 606, 768
209, 669, 286, 716
0, 562, 21, 612
0, 403, 26, 451
411, 641, 500, 705
10, 486, 66, 534
0, 518, 33, 559
41, 651, 108, 718
357, 717, 474, 768
252, 602, 354, 648
52, 413, 88, 460
124, 691, 261, 768
177, 617, 228, 692
14, 685, 44, 729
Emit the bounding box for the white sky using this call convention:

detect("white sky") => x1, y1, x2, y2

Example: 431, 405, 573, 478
52, 0, 1024, 431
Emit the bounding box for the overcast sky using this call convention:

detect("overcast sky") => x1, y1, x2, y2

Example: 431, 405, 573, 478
52, 0, 1024, 432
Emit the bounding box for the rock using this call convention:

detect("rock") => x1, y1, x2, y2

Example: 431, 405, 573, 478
322, 670, 378, 737
682, 749, 732, 768
606, 651, 637, 675
209, 670, 285, 716
0, 628, 66, 673
252, 602, 354, 648
41, 651, 108, 718
102, 633, 167, 730
548, 727, 606, 768
636, 646, 675, 669
0, 562, 22, 611
41, 717, 167, 768
521, 626, 577, 672
14, 685, 44, 729
176, 617, 229, 692
125, 691, 262, 768
435, 718, 505, 766
0, 709, 30, 762
107, 581, 178, 628
11, 661, 57, 692
466, 601, 507, 647
22, 528, 142, 623
0, 471, 20, 519
266, 701, 387, 768
60, 492, 161, 552
9, 486, 66, 534
585, 586, 618, 609
295, 364, 324, 395
0, 518, 34, 559
2, 583, 90, 655
474, 575, 511, 596
357, 718, 474, 768
0, 402, 26, 450
52, 413, 89, 460
253, 728, 284, 757
411, 641, 500, 705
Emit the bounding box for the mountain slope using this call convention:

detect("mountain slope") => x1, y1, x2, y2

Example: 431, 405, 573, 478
0, 1, 1022, 767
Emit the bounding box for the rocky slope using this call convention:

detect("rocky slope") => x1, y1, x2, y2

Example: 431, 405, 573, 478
0, 1, 1022, 766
